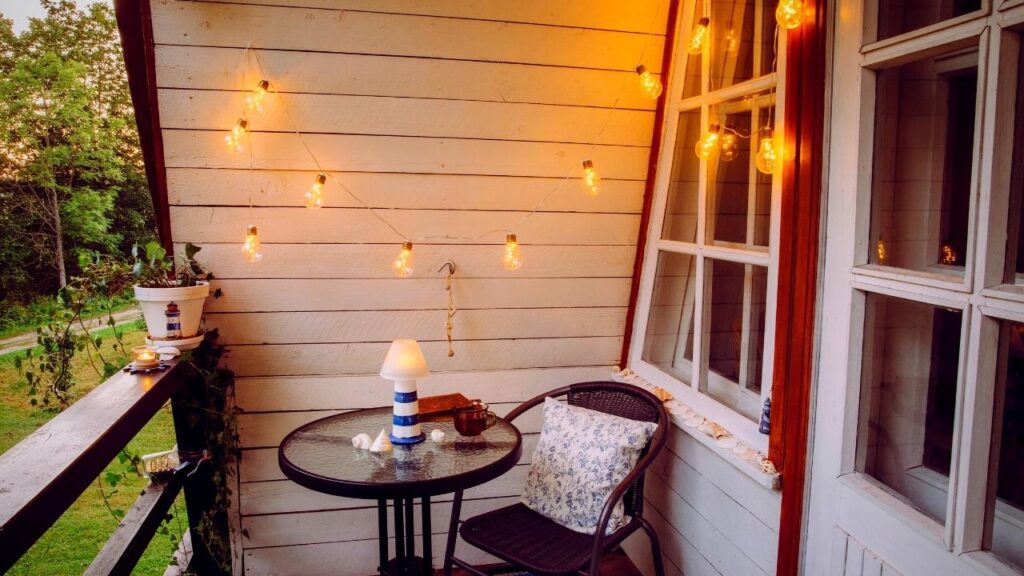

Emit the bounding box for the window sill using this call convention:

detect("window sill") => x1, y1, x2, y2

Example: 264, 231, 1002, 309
610, 369, 781, 491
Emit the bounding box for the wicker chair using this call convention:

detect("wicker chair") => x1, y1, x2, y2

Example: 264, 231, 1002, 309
442, 381, 669, 576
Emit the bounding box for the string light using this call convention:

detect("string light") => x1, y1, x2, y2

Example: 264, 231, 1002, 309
687, 17, 711, 55
724, 29, 740, 54
776, 0, 806, 29
245, 79, 270, 113
393, 241, 414, 278
225, 118, 248, 152
241, 225, 263, 263
503, 233, 523, 271
941, 244, 958, 265
305, 173, 326, 209
720, 132, 739, 162
635, 65, 663, 99
755, 127, 778, 175
581, 159, 601, 197
694, 123, 722, 159
876, 237, 887, 263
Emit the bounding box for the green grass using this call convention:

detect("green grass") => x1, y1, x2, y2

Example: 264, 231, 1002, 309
0, 294, 137, 340
1, 324, 187, 575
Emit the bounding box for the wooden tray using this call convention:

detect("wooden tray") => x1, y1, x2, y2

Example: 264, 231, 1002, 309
418, 393, 474, 420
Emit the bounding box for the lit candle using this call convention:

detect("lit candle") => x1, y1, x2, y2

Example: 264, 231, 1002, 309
132, 345, 159, 368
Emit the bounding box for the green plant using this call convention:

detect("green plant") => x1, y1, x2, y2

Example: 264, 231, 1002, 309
132, 241, 211, 289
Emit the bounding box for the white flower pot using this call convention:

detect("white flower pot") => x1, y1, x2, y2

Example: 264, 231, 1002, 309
134, 282, 210, 340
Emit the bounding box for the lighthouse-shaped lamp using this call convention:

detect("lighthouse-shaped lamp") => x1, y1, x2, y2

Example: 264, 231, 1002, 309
380, 339, 429, 444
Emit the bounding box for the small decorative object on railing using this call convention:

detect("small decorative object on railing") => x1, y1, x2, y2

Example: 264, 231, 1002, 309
132, 345, 159, 369
142, 449, 180, 482
164, 302, 181, 339
759, 397, 772, 434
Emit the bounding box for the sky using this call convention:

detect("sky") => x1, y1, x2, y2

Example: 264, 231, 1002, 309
1, 0, 111, 32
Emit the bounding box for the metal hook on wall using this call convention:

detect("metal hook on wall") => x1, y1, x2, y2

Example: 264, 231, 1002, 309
437, 261, 457, 357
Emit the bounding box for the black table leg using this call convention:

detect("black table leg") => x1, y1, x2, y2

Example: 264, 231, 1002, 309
404, 498, 415, 560
377, 499, 388, 576
442, 491, 463, 576
421, 496, 432, 572
393, 498, 405, 566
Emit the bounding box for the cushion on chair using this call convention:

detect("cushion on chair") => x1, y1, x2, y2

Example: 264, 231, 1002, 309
520, 397, 657, 535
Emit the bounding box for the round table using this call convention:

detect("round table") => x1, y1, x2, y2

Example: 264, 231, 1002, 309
279, 407, 522, 576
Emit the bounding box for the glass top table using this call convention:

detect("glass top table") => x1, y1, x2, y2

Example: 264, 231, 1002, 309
278, 406, 522, 575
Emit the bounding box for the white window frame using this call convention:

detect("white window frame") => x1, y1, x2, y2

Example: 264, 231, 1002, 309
627, 0, 787, 451
827, 1, 1024, 574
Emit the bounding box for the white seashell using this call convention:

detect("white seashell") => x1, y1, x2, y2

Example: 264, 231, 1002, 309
351, 433, 372, 450
369, 428, 392, 452
716, 437, 738, 450
430, 429, 446, 443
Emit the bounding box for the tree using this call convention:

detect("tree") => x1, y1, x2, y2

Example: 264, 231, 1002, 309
0, 1, 153, 299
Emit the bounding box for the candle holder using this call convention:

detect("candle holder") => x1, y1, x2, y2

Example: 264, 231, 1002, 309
132, 345, 160, 369
379, 340, 429, 445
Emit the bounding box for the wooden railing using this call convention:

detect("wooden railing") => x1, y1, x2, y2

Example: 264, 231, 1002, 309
0, 359, 223, 575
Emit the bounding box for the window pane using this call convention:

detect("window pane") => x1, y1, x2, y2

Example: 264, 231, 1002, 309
857, 293, 962, 524
987, 321, 1024, 570
642, 251, 697, 381
680, 1, 705, 100
706, 94, 772, 247
662, 109, 702, 242
869, 47, 978, 277
874, 0, 982, 43
1004, 44, 1024, 284
699, 259, 766, 421
709, 0, 774, 92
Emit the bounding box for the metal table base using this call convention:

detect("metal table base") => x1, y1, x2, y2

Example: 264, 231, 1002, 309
377, 496, 432, 576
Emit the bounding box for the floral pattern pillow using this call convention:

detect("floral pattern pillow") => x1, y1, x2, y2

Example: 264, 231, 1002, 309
520, 397, 657, 535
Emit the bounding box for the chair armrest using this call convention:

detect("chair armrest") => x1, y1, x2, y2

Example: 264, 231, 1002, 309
503, 385, 572, 423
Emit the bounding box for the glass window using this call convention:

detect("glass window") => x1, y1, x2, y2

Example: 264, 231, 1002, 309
986, 320, 1024, 570
709, 0, 774, 91
868, 46, 979, 277
856, 292, 963, 524
642, 252, 698, 381
662, 109, 702, 243
874, 0, 982, 43
700, 259, 767, 420
1003, 49, 1024, 285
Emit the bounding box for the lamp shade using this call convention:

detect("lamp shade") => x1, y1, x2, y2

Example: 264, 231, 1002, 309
380, 339, 429, 380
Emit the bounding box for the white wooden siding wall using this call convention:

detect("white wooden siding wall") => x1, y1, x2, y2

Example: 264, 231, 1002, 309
829, 529, 903, 576
621, 426, 781, 576
150, 0, 667, 573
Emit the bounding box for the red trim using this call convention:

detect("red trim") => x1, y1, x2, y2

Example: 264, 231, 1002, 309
771, 1, 827, 574
621, 0, 681, 367
114, 0, 173, 254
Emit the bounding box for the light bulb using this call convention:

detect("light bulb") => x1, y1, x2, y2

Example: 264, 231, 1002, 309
755, 127, 778, 175
724, 29, 740, 54
581, 159, 601, 197
941, 244, 958, 265
776, 0, 806, 29
687, 17, 710, 55
225, 118, 248, 152
503, 233, 523, 271
720, 132, 739, 162
393, 241, 414, 278
305, 173, 326, 209
245, 79, 270, 113
635, 65, 663, 99
241, 225, 263, 263
694, 123, 722, 160
876, 237, 887, 263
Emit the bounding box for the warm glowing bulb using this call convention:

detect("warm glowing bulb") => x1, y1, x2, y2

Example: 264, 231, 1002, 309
305, 173, 326, 209
245, 79, 270, 113
241, 225, 263, 263
225, 118, 248, 152
687, 17, 710, 55
694, 123, 722, 160
724, 29, 740, 54
581, 159, 601, 197
755, 127, 778, 175
635, 65, 663, 99
393, 241, 414, 278
720, 132, 739, 162
776, 0, 806, 29
941, 244, 958, 265
503, 233, 523, 271
876, 237, 888, 263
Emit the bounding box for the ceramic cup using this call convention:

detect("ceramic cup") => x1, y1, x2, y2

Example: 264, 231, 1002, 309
453, 401, 496, 436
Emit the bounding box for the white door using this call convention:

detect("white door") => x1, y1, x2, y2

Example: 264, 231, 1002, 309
804, 1, 1024, 575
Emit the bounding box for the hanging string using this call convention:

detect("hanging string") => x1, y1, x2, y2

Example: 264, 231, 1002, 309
236, 0, 667, 244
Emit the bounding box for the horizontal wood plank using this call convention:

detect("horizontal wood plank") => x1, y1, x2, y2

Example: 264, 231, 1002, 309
151, 2, 664, 72
159, 90, 654, 146
162, 131, 651, 179
179, 244, 637, 279
167, 170, 644, 212
235, 366, 616, 412
224, 337, 623, 377
187, 0, 668, 34
155, 46, 658, 110
170, 207, 640, 245
205, 279, 632, 312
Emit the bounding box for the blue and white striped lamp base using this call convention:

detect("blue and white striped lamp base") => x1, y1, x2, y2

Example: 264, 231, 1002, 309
390, 383, 425, 444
